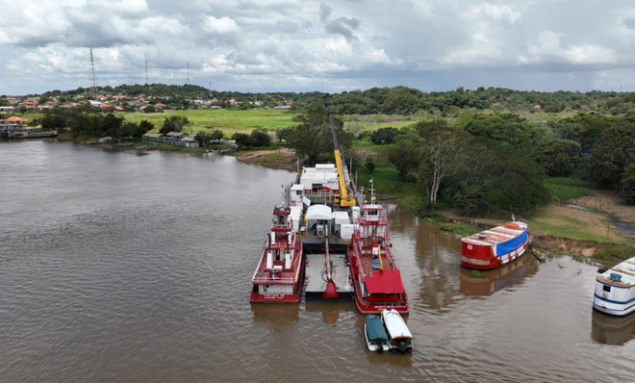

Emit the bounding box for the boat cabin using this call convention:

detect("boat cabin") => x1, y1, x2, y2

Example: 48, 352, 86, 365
593, 257, 635, 316
382, 309, 412, 354
365, 315, 390, 353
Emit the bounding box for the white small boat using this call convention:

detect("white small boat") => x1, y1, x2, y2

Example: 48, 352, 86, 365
364, 315, 390, 353
593, 257, 635, 316
382, 309, 412, 354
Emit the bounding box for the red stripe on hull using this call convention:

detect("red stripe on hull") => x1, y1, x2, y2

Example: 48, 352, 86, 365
250, 266, 305, 304
461, 240, 529, 270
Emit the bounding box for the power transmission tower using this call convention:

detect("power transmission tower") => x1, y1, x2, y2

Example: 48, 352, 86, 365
89, 48, 99, 97
208, 75, 212, 98
186, 61, 190, 85
145, 60, 148, 85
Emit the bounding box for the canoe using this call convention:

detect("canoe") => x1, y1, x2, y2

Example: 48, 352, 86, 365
532, 247, 547, 262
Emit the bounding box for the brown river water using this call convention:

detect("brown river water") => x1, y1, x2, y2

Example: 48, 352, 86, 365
1, 138, 634, 382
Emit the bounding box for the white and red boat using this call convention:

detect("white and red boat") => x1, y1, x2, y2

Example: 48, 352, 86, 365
349, 191, 408, 314
250, 205, 304, 303
461, 221, 529, 270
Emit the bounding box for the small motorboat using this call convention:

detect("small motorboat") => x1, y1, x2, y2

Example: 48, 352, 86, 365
532, 246, 547, 262
364, 315, 390, 353
382, 309, 412, 354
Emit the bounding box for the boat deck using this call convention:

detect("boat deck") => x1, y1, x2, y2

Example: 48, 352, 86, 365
305, 253, 353, 300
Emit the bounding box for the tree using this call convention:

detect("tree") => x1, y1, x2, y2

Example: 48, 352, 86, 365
620, 164, 635, 204
210, 129, 224, 141
195, 131, 213, 147
370, 127, 400, 145
416, 120, 470, 209
232, 132, 251, 148
386, 127, 423, 182
159, 115, 190, 135
588, 122, 635, 190
144, 105, 156, 113
531, 138, 580, 177
284, 106, 352, 165
250, 129, 272, 147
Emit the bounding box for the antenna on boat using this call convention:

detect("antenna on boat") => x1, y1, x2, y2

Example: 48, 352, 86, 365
322, 224, 340, 299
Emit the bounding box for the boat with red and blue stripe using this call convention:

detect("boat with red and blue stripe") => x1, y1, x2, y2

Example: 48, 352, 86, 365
461, 221, 529, 270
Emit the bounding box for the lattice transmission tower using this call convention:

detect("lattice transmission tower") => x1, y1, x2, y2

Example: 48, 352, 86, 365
88, 48, 99, 97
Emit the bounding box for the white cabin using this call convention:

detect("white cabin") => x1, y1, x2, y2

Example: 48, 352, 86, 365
593, 257, 635, 316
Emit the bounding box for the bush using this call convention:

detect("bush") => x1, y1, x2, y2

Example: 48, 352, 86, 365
250, 129, 272, 147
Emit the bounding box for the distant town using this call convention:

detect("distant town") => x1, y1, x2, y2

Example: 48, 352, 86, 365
0, 92, 294, 114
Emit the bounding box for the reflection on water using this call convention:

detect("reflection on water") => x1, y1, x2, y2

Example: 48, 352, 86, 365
3, 140, 635, 382
459, 253, 539, 296
592, 310, 635, 345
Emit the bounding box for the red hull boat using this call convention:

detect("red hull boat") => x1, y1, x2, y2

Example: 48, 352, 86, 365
461, 221, 529, 270
349, 194, 408, 314
250, 205, 304, 303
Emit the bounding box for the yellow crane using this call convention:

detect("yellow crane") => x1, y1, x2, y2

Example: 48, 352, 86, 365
325, 94, 356, 207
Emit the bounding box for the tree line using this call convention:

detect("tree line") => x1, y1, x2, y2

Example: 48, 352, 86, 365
279, 106, 635, 212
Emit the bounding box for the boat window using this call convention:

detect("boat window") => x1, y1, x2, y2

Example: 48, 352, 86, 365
603, 284, 611, 292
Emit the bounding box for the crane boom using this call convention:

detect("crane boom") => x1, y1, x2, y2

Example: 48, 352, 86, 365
325, 94, 355, 207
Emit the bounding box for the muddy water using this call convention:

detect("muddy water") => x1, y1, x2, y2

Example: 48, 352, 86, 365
1, 139, 634, 382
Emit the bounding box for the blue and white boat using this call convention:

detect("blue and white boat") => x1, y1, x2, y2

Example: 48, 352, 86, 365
593, 257, 635, 316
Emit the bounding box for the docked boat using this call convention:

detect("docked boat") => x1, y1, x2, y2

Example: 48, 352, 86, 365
593, 257, 635, 316
364, 314, 390, 353
382, 309, 412, 354
6, 128, 58, 138
250, 205, 304, 303
532, 246, 547, 262
461, 221, 529, 270
349, 189, 408, 314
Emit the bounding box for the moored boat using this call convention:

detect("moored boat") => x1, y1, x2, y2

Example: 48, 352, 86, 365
7, 128, 58, 138
461, 221, 529, 270
349, 190, 408, 314
593, 257, 635, 316
364, 315, 390, 353
532, 246, 547, 262
250, 205, 304, 303
382, 308, 412, 354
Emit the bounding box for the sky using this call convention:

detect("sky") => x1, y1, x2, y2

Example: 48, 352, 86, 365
1, 0, 635, 96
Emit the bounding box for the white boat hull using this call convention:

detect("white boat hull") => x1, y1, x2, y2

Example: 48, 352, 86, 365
364, 324, 390, 353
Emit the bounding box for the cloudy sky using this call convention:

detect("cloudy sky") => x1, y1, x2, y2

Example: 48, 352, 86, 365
1, 0, 634, 96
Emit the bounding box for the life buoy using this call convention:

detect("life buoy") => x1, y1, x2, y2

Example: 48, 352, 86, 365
504, 222, 519, 229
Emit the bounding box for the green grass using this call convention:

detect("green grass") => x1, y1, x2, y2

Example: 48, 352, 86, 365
544, 177, 595, 203
593, 243, 635, 261
115, 109, 300, 135
356, 166, 417, 199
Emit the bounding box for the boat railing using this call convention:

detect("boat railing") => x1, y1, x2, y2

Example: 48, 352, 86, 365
271, 219, 293, 231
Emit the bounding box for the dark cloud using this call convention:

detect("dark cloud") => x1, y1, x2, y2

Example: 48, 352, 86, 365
324, 17, 360, 41
320, 3, 332, 22
275, 20, 299, 33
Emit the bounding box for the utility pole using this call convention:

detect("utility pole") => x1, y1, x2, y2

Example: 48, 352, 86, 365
89, 48, 98, 97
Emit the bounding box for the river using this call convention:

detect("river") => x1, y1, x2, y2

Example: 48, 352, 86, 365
1, 138, 634, 382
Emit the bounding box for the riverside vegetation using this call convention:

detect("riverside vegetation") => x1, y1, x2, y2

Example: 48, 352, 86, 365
3, 85, 635, 260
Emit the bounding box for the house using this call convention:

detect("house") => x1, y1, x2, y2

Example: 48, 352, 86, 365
164, 131, 186, 145
141, 132, 163, 144
180, 134, 200, 147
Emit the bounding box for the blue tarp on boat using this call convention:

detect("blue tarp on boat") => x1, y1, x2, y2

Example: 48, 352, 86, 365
495, 229, 527, 257
365, 315, 388, 341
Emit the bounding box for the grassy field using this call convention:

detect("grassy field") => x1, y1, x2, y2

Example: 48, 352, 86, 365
115, 109, 300, 136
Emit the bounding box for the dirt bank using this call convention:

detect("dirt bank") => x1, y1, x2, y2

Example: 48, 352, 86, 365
235, 147, 299, 171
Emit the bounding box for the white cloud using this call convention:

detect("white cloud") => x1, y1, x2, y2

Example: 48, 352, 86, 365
202, 16, 240, 34
1, 0, 635, 94
521, 30, 618, 65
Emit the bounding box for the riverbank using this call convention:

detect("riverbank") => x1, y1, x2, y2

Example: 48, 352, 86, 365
438, 192, 635, 261
234, 147, 298, 171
